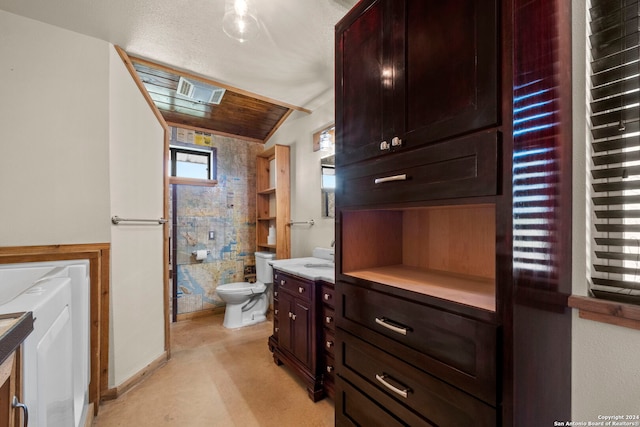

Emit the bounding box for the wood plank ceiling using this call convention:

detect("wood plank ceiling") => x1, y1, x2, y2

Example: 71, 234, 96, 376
128, 55, 307, 143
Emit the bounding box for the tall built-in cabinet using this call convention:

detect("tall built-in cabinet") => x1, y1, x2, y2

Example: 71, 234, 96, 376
256, 145, 290, 260
334, 1, 572, 426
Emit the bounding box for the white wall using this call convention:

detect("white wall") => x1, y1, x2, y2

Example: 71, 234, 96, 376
266, 99, 336, 257
0, 11, 166, 390
108, 48, 166, 387
571, 0, 640, 419
0, 10, 111, 245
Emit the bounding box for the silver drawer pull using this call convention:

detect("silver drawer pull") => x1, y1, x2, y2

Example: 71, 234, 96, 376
326, 365, 334, 373
375, 317, 409, 336
324, 293, 331, 301
326, 340, 334, 348
298, 286, 304, 293
325, 316, 333, 323
375, 374, 410, 399
374, 174, 407, 184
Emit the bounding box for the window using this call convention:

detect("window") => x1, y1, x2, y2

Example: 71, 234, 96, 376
169, 146, 216, 180
589, 0, 640, 304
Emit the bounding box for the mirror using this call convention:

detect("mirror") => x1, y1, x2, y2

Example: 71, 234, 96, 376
321, 155, 335, 218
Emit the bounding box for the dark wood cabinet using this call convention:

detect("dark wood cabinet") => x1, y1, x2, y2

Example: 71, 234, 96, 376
268, 270, 323, 401
335, 0, 499, 167
334, 0, 573, 425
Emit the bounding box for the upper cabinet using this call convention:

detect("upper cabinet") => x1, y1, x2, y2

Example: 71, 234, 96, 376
335, 0, 499, 167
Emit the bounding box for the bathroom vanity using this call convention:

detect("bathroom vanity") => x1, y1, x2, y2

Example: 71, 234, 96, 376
268, 253, 335, 401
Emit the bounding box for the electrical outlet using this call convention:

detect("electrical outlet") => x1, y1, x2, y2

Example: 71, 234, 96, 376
209, 231, 215, 240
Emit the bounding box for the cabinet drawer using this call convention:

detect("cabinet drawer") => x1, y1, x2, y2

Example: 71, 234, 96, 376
324, 353, 336, 399
336, 376, 432, 427
322, 305, 335, 331
337, 282, 497, 404
338, 330, 496, 427
321, 284, 335, 307
273, 271, 312, 301
338, 131, 498, 207
323, 328, 336, 357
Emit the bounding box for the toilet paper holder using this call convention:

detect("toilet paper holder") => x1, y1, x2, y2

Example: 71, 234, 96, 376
191, 250, 211, 256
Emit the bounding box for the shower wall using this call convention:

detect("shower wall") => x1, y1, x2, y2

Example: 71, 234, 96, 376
169, 127, 264, 316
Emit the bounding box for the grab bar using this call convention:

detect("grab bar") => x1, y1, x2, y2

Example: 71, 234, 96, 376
111, 216, 168, 225
288, 219, 315, 226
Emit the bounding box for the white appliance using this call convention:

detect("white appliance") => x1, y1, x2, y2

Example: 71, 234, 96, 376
0, 261, 90, 427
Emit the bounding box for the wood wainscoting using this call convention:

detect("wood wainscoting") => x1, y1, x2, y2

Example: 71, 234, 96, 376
0, 243, 110, 416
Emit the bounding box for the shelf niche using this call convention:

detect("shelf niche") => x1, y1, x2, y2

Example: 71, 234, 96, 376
256, 144, 290, 259
341, 204, 496, 312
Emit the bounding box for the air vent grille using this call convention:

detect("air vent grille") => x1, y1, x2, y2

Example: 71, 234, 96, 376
176, 77, 226, 105
177, 77, 195, 98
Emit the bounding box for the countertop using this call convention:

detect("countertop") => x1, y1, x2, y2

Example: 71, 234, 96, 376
0, 311, 33, 365
269, 257, 335, 284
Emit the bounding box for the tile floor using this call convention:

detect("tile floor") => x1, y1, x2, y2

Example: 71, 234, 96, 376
92, 313, 335, 426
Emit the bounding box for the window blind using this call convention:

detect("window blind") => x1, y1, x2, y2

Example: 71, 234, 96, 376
590, 0, 640, 304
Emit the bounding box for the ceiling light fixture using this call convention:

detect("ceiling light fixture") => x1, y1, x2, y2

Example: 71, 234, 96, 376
222, 0, 260, 43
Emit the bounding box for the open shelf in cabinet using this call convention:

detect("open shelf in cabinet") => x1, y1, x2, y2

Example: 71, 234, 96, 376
341, 204, 496, 312
256, 144, 290, 259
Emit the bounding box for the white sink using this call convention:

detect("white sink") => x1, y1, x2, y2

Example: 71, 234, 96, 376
312, 247, 334, 261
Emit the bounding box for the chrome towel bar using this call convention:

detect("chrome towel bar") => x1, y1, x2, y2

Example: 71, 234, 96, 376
288, 219, 315, 226
111, 216, 168, 225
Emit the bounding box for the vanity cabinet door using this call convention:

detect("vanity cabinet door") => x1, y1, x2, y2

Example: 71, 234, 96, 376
291, 299, 311, 367
277, 295, 293, 354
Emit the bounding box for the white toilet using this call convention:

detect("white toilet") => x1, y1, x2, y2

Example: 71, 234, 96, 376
216, 251, 275, 329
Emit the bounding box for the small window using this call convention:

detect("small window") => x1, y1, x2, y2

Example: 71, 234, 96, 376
321, 165, 336, 191
169, 146, 216, 180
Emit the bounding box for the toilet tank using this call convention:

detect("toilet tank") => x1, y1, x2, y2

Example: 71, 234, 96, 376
255, 252, 276, 284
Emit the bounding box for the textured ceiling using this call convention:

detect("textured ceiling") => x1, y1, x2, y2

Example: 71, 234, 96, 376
0, 0, 357, 111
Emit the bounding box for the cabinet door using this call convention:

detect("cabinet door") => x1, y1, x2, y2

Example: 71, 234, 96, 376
335, 0, 399, 165
278, 295, 293, 353
401, 0, 498, 149
291, 299, 311, 367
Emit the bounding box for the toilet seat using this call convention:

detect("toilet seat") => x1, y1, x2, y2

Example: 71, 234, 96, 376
217, 281, 266, 294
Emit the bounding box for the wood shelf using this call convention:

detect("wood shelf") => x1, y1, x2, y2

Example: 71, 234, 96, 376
346, 265, 495, 312
256, 145, 290, 259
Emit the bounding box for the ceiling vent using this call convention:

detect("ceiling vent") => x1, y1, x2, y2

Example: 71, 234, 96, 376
176, 76, 226, 105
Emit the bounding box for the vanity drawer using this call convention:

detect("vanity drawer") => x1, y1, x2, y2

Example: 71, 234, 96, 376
338, 330, 496, 427
337, 282, 497, 404
324, 353, 336, 398
322, 305, 335, 331
321, 283, 335, 307
273, 271, 312, 301
323, 328, 336, 357
338, 130, 498, 207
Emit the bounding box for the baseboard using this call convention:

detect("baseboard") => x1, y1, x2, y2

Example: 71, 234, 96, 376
176, 306, 224, 321
101, 351, 168, 402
